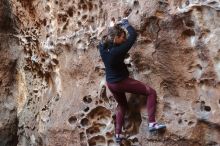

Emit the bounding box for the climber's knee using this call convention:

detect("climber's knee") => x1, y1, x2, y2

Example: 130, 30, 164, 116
117, 104, 128, 113
151, 89, 157, 97
147, 87, 157, 97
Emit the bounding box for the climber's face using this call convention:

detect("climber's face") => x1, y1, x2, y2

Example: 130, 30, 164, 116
114, 32, 126, 45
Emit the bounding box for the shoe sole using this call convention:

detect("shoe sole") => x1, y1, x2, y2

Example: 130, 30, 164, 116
149, 126, 166, 132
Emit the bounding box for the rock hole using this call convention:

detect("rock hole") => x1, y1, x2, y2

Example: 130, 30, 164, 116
208, 1, 217, 5
106, 132, 113, 138
109, 96, 115, 103
99, 99, 103, 104
55, 0, 58, 4
89, 16, 95, 23
82, 4, 87, 10
127, 64, 132, 67
178, 119, 182, 124
80, 113, 85, 117
133, 0, 139, 8
201, 101, 205, 104
41, 58, 45, 62
62, 16, 67, 22
87, 106, 111, 122
51, 58, 59, 65
182, 29, 195, 37
132, 137, 139, 143
195, 6, 202, 12
188, 121, 194, 126
77, 39, 82, 44
49, 41, 54, 46
84, 107, 90, 112
99, 8, 103, 14
33, 89, 38, 93
219, 99, 220, 104
77, 21, 82, 26
88, 135, 105, 146
79, 0, 84, 4
67, 7, 73, 17
68, 116, 77, 124
81, 118, 89, 127
185, 20, 194, 27
58, 14, 68, 23
185, 0, 189, 6
112, 114, 116, 120
42, 19, 47, 26
86, 126, 100, 135
45, 5, 50, 12
82, 15, 87, 20
83, 95, 92, 104
78, 4, 81, 9
107, 140, 114, 146
99, 1, 103, 6
77, 11, 80, 16
206, 141, 218, 145
80, 132, 86, 141
163, 102, 171, 112
204, 106, 211, 112
58, 1, 63, 7
88, 2, 93, 11
94, 4, 98, 9
54, 96, 59, 101
123, 8, 132, 18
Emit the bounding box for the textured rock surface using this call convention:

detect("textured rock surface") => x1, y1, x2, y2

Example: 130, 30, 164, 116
0, 0, 220, 145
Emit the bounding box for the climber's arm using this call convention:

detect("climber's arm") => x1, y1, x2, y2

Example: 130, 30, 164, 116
110, 21, 137, 56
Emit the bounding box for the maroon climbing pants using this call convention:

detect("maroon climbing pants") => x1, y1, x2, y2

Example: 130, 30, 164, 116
106, 77, 156, 134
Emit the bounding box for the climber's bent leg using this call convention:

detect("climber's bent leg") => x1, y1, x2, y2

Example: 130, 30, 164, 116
146, 87, 157, 123
105, 89, 128, 134
107, 77, 156, 122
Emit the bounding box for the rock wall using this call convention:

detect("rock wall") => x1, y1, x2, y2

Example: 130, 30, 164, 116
0, 0, 20, 145
0, 0, 220, 146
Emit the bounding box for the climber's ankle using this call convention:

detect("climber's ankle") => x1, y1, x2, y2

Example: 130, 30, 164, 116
115, 134, 122, 143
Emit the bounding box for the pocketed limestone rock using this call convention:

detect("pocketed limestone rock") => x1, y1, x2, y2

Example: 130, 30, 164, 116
1, 0, 220, 146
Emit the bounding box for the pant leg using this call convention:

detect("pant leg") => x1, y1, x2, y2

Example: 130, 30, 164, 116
106, 89, 128, 134
108, 77, 156, 123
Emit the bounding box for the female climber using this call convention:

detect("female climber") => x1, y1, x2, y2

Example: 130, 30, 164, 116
98, 18, 166, 143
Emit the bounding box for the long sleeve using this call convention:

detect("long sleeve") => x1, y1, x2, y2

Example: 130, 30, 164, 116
110, 25, 137, 57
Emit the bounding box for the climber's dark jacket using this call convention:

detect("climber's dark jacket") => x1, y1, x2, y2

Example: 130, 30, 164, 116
98, 25, 137, 83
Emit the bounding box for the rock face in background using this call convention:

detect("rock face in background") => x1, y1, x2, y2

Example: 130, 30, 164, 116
0, 0, 20, 145
0, 0, 220, 145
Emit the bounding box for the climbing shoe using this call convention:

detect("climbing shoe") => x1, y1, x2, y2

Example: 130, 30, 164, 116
115, 134, 123, 143
148, 122, 166, 132
116, 136, 121, 143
